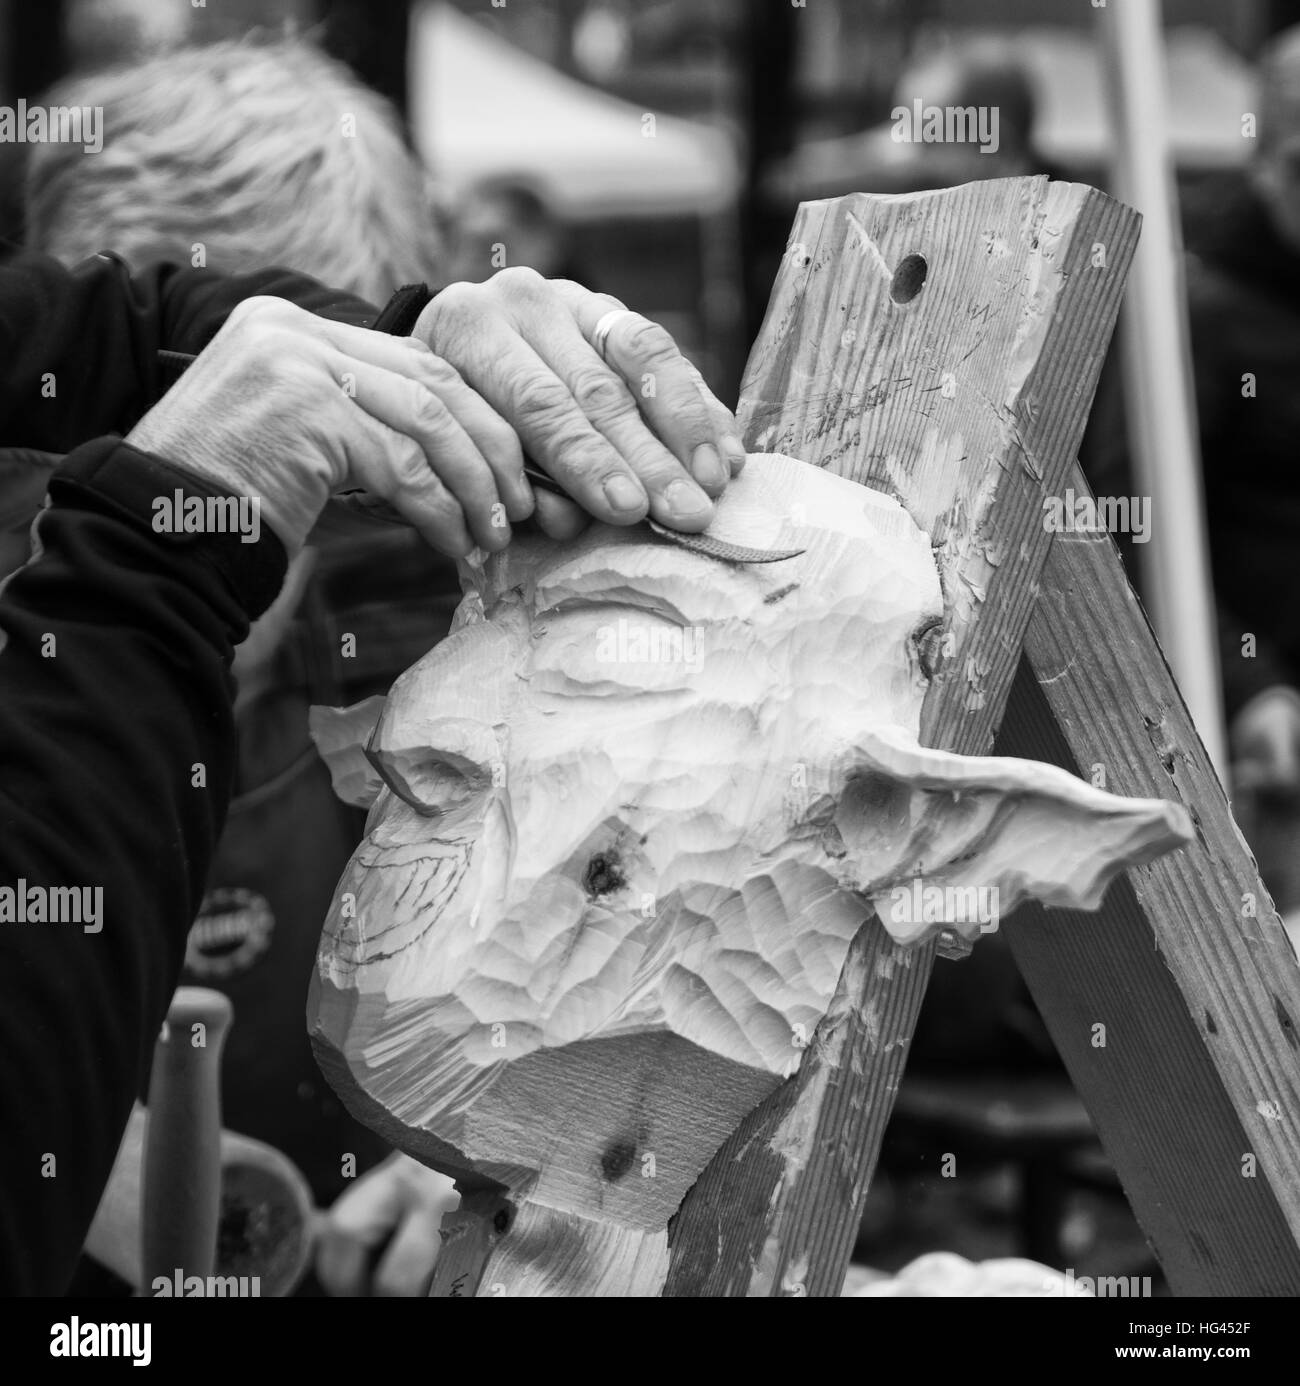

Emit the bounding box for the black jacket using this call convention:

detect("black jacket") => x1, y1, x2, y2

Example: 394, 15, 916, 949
0, 249, 374, 1294
1084, 174, 1300, 716
1181, 175, 1300, 713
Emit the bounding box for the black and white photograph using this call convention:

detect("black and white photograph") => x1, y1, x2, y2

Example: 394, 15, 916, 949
0, 0, 1294, 1359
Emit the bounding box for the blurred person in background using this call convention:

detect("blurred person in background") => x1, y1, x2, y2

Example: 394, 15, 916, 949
1187, 25, 1300, 804
766, 46, 1060, 206
446, 177, 587, 286
1085, 24, 1300, 923
889, 47, 1066, 185
22, 36, 470, 1298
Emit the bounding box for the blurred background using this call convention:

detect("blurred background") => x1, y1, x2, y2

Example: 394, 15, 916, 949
7, 0, 1300, 1296
2, 0, 1288, 401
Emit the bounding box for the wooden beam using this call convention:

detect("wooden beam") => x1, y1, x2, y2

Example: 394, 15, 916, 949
996, 465, 1300, 1295
664, 178, 1141, 1295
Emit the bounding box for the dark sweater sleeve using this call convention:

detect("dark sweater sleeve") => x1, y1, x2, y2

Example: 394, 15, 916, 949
1183, 256, 1296, 718
0, 249, 377, 453
0, 436, 286, 1295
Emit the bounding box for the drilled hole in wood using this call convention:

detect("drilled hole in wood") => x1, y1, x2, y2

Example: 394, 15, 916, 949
890, 253, 928, 304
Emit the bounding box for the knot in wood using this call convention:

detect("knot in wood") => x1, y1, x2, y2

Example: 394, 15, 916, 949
583, 851, 626, 897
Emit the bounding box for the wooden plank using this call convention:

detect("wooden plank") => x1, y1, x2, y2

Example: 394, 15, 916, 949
664, 178, 1141, 1295
996, 468, 1300, 1294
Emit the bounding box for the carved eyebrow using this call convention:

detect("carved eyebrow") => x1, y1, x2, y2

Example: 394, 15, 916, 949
535, 592, 696, 628
363, 739, 435, 817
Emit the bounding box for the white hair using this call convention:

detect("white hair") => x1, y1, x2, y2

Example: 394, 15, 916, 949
26, 38, 444, 303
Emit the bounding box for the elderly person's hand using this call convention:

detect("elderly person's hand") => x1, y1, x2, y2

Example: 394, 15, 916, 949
414, 269, 746, 539
127, 296, 526, 558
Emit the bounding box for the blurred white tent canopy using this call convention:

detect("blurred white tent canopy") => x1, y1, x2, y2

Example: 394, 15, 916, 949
408, 1, 740, 222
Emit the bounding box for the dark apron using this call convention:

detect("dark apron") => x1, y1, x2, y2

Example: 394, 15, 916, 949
182, 530, 463, 1205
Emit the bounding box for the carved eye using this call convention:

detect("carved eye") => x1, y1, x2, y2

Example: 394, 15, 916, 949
364, 716, 497, 817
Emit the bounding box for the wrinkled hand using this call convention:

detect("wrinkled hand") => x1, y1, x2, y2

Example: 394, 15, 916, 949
315, 1151, 459, 1297
127, 296, 524, 557
414, 268, 745, 539
1231, 685, 1300, 796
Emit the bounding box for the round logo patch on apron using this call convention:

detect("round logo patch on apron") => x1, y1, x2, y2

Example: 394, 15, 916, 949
184, 886, 276, 980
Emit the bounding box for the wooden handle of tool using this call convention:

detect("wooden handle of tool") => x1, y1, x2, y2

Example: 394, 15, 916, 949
140, 987, 233, 1291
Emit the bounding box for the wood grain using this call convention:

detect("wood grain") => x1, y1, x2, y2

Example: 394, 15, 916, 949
999, 468, 1300, 1294
664, 178, 1141, 1295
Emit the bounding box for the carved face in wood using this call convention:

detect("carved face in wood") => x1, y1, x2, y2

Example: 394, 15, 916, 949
308, 454, 1189, 1255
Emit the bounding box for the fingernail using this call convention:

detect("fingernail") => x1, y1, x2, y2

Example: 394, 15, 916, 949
665, 479, 713, 520
603, 474, 647, 514
691, 442, 727, 491
721, 436, 747, 473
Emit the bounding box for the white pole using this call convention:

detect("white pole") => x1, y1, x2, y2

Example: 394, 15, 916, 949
1096, 0, 1228, 780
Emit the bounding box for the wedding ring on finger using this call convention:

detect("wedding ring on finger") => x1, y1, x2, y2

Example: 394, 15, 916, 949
590, 308, 636, 363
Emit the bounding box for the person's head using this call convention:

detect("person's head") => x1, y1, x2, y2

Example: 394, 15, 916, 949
891, 48, 1040, 174
1252, 25, 1300, 252
447, 179, 567, 283
25, 38, 444, 302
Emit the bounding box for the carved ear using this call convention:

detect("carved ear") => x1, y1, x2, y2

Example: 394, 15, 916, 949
833, 725, 1194, 945
308, 695, 389, 808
